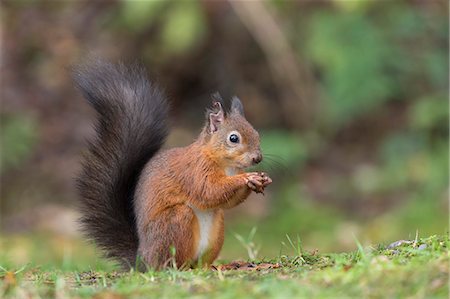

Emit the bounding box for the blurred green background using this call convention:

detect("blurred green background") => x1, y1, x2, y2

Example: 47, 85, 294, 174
1, 0, 448, 269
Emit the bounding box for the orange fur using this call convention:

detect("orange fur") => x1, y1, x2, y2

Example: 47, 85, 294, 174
133, 104, 271, 269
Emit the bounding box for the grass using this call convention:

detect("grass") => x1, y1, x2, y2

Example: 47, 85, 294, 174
0, 234, 448, 298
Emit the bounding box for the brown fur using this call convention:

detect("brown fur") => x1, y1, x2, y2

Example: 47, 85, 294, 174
75, 61, 270, 270
134, 102, 270, 269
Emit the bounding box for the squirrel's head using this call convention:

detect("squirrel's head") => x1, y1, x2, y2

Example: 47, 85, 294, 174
202, 93, 262, 170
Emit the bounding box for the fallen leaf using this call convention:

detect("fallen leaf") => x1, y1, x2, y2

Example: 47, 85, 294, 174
2, 271, 17, 292
3, 272, 16, 287
343, 264, 352, 272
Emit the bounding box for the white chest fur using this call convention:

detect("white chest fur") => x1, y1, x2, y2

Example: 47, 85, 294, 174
190, 205, 214, 259
225, 167, 237, 176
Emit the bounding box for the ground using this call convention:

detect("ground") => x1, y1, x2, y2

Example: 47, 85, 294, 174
0, 235, 448, 298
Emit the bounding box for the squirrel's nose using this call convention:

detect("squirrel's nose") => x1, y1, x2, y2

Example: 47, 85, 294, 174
252, 152, 263, 165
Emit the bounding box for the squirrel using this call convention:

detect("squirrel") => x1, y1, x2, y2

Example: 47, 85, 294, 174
74, 60, 272, 270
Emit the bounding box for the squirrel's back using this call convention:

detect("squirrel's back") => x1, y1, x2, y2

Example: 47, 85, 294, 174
73, 60, 169, 268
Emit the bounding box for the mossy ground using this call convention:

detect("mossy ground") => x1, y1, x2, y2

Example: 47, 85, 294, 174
0, 235, 448, 298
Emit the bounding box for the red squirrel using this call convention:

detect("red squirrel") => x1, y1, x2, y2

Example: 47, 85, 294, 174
74, 60, 272, 270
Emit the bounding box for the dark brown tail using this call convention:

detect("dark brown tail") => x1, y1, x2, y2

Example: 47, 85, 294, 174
73, 60, 169, 268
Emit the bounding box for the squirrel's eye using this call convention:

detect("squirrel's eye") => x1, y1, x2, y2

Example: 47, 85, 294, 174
229, 134, 239, 143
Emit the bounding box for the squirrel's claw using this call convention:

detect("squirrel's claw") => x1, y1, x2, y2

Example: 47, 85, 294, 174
247, 181, 257, 191
245, 172, 271, 194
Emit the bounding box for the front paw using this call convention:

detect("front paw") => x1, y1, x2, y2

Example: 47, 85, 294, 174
259, 172, 272, 188
244, 172, 272, 194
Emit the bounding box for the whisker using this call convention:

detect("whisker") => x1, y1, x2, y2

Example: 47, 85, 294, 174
264, 151, 304, 176
264, 153, 289, 164
260, 156, 294, 176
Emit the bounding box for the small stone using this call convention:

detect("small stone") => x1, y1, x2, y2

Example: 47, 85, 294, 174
418, 244, 427, 250
387, 240, 412, 249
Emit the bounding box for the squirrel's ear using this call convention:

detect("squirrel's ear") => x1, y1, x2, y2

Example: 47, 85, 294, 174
231, 96, 245, 117
209, 101, 224, 133
211, 92, 225, 106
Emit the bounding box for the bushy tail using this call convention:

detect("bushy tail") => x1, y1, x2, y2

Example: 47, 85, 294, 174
73, 60, 169, 268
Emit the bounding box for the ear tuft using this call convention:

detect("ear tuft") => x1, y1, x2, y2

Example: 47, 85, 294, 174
231, 96, 245, 116
208, 100, 224, 133
211, 92, 225, 106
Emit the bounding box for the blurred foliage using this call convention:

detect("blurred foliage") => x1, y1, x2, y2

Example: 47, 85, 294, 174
119, 1, 164, 31
410, 95, 448, 130
160, 2, 206, 55
308, 12, 393, 125
119, 1, 206, 56
1, 0, 448, 264
0, 114, 37, 174
306, 3, 448, 126
0, 233, 114, 272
